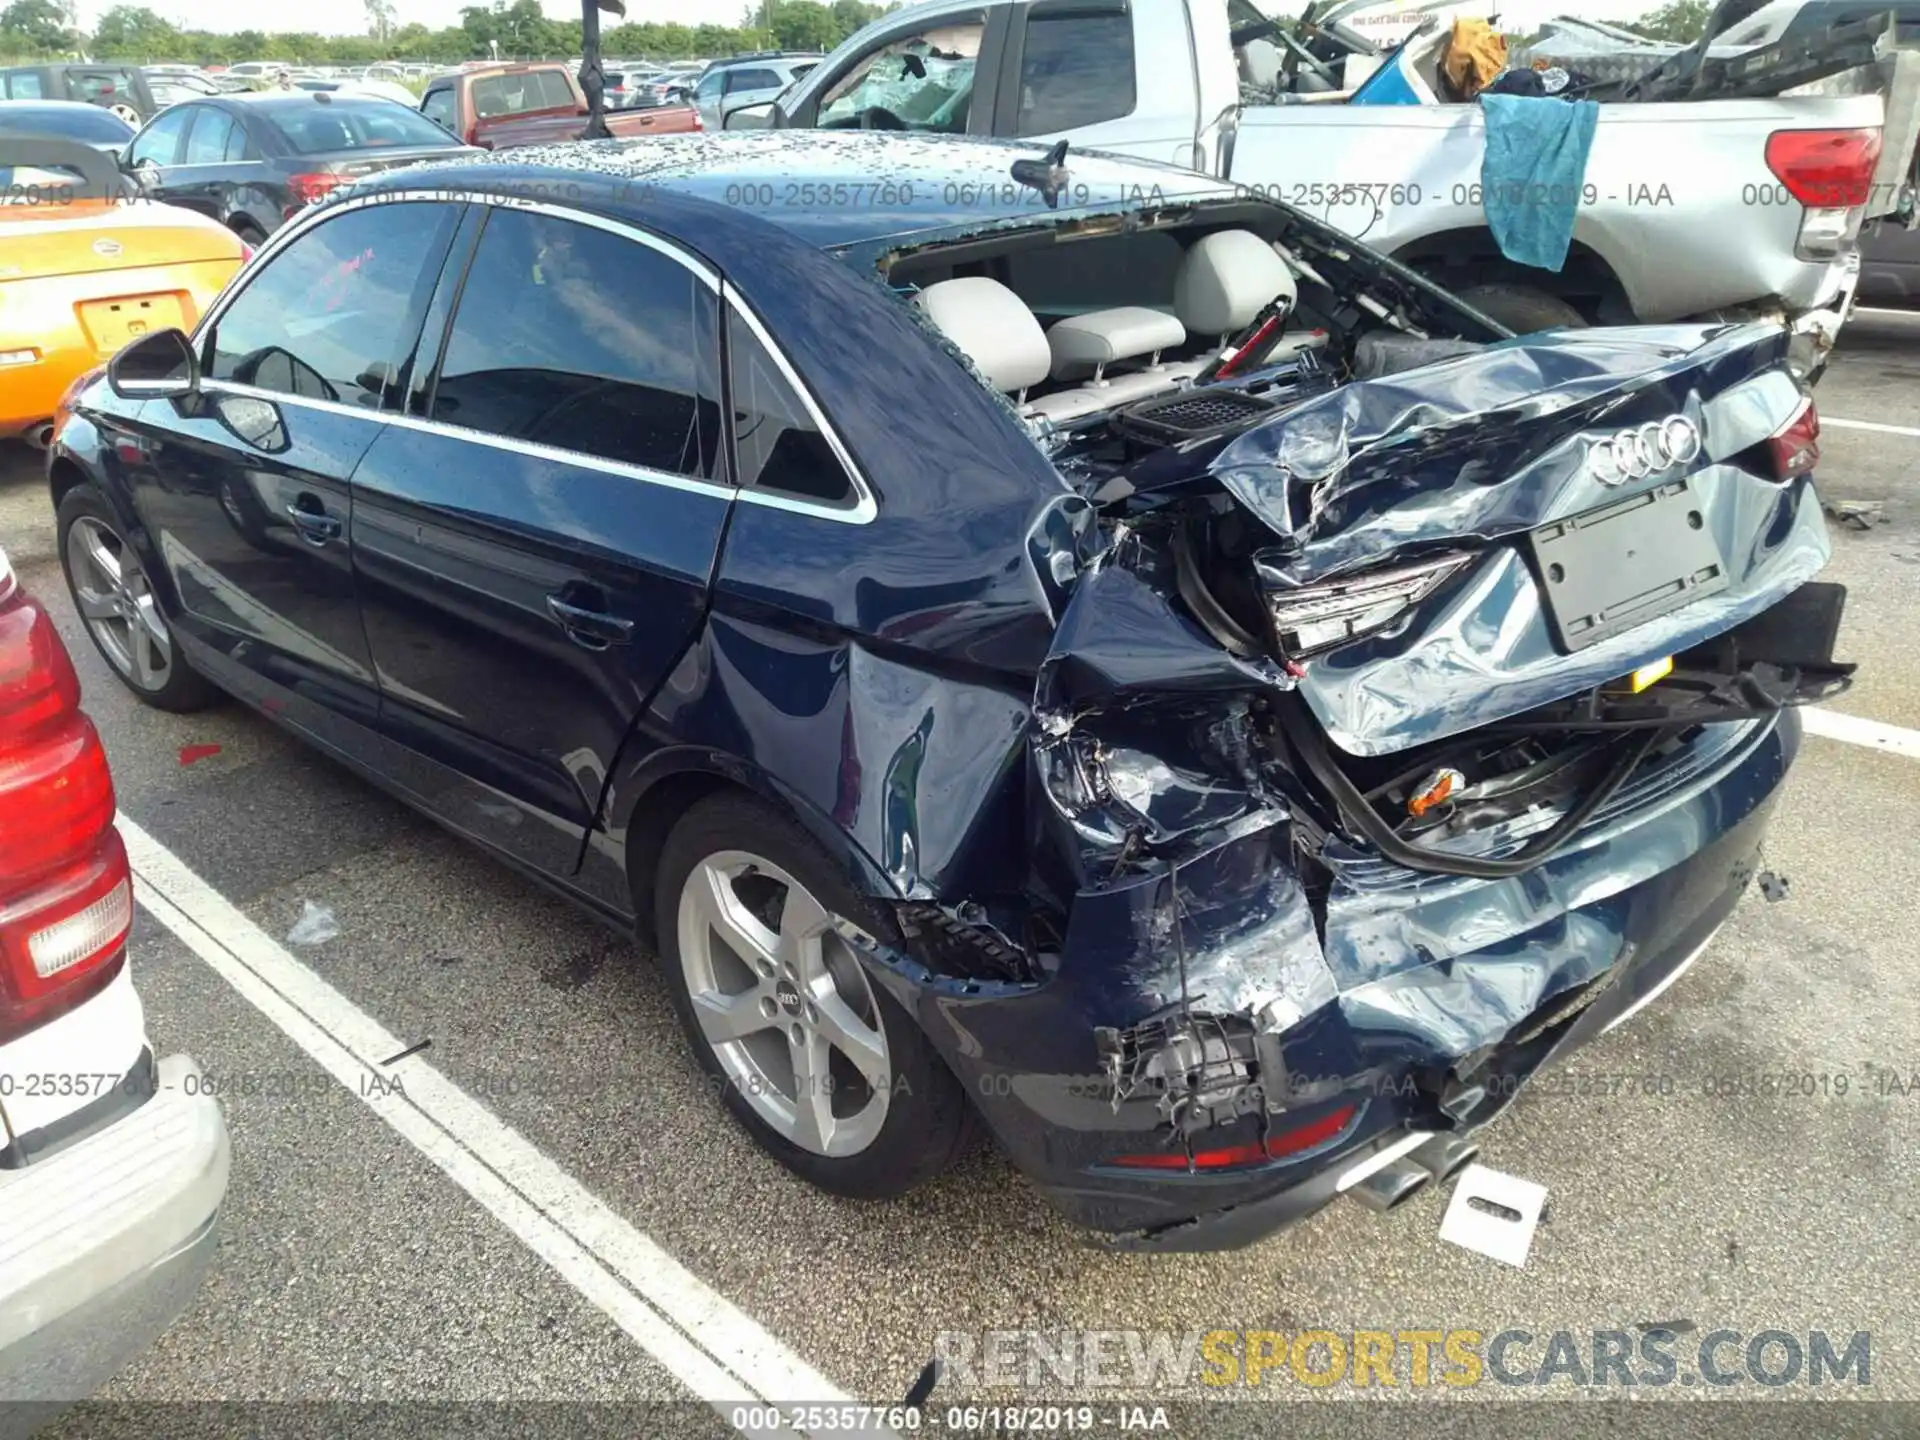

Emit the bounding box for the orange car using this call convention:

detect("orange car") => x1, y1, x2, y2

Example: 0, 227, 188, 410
1, 139, 245, 446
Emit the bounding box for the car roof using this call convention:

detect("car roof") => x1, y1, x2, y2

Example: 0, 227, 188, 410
353, 130, 1235, 257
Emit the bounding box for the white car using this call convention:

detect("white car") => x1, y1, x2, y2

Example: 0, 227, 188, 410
0, 547, 228, 1407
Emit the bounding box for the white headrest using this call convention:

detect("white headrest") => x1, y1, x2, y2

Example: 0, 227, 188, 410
1240, 37, 1282, 89
1046, 306, 1187, 381
913, 277, 1051, 394
1175, 230, 1298, 336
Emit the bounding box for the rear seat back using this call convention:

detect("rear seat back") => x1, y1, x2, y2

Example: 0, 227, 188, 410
1174, 230, 1298, 341
913, 277, 1051, 396
1046, 306, 1187, 382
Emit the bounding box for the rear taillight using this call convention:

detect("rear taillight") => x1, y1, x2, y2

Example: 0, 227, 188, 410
286, 172, 343, 212
1110, 1103, 1359, 1171
1765, 128, 1881, 259
1766, 395, 1821, 480
0, 579, 130, 1043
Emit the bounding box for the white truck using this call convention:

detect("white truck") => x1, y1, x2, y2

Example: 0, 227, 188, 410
741, 0, 1920, 346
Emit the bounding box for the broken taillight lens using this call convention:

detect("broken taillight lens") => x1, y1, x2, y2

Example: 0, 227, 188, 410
1764, 396, 1820, 480
1261, 552, 1474, 661
1110, 1103, 1358, 1171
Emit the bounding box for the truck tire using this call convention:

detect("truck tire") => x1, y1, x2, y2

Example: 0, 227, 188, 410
1455, 284, 1589, 335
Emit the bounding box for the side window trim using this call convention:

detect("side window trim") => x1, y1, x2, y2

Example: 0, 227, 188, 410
720, 279, 877, 525
404, 203, 487, 418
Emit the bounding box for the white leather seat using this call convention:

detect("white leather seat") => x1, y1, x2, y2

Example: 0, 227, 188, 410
1174, 229, 1299, 343
1045, 306, 1187, 382
913, 277, 1051, 398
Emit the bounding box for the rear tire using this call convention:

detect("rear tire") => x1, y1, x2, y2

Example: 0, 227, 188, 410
56, 484, 219, 713
653, 792, 975, 1199
230, 220, 267, 247
1455, 283, 1589, 335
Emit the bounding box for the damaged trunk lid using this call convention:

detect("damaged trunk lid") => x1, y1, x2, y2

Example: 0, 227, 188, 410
1199, 319, 1837, 758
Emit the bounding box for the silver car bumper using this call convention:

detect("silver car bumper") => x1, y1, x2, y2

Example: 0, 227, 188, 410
0, 1055, 228, 1417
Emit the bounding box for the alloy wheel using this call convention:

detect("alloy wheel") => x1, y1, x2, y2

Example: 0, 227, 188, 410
65, 516, 174, 693
676, 850, 891, 1157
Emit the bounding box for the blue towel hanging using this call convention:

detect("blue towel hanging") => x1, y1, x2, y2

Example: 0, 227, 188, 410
1478, 93, 1600, 272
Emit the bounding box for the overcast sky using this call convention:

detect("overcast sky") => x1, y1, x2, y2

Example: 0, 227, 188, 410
73, 0, 1667, 39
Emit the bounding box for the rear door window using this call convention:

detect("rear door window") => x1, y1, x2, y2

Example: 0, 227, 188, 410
207, 200, 460, 409
726, 68, 781, 93
1014, 12, 1138, 134
428, 208, 722, 479
3, 72, 45, 100
181, 108, 236, 165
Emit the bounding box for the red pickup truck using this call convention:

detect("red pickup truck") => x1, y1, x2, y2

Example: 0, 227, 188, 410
419, 63, 701, 150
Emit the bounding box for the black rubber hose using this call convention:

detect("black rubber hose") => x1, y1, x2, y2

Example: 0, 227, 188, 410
1275, 697, 1662, 880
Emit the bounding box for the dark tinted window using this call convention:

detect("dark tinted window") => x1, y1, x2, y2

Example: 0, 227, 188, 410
728, 308, 854, 507
421, 87, 456, 129
271, 98, 460, 153
68, 70, 138, 105
1014, 14, 1136, 135
181, 107, 235, 164
0, 102, 132, 143
726, 67, 781, 92
431, 209, 720, 478
127, 105, 192, 165
208, 201, 458, 408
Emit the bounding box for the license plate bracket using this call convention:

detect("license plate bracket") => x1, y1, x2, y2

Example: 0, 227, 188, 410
79, 293, 186, 355
1528, 479, 1729, 653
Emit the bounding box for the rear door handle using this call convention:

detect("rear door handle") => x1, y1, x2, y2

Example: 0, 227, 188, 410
545, 593, 635, 649
285, 499, 342, 545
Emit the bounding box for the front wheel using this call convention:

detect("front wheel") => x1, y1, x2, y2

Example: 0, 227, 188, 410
654, 793, 975, 1199
57, 484, 218, 712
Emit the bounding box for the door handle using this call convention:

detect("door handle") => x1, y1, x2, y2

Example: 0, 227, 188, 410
285, 499, 341, 546
545, 593, 635, 649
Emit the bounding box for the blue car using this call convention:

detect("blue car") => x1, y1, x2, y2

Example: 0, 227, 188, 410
47, 132, 1850, 1250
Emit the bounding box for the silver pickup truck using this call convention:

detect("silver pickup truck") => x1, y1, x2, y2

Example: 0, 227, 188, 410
743, 0, 1920, 356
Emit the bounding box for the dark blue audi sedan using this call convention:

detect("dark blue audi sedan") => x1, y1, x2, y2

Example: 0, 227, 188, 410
47, 131, 1850, 1250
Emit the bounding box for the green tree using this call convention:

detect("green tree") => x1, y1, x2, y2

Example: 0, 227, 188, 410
91, 5, 179, 58
772, 0, 839, 52
1624, 0, 1711, 43
0, 0, 75, 53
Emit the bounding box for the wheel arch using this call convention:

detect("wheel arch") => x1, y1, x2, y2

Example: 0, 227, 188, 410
612, 747, 904, 951
1390, 227, 1634, 324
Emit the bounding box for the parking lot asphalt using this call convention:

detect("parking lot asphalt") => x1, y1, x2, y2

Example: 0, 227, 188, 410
3, 312, 1918, 1434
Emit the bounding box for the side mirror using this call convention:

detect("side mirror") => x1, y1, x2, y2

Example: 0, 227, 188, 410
725, 102, 775, 130
108, 327, 199, 400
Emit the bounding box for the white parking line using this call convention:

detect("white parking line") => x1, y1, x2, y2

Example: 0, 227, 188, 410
1803, 706, 1920, 760
1824, 417, 1920, 438
120, 817, 874, 1437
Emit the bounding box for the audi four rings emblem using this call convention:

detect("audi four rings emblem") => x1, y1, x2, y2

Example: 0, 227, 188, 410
1586, 416, 1702, 486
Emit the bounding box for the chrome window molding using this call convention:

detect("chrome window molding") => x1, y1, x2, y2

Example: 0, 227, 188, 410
198, 378, 739, 505
186, 185, 878, 525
